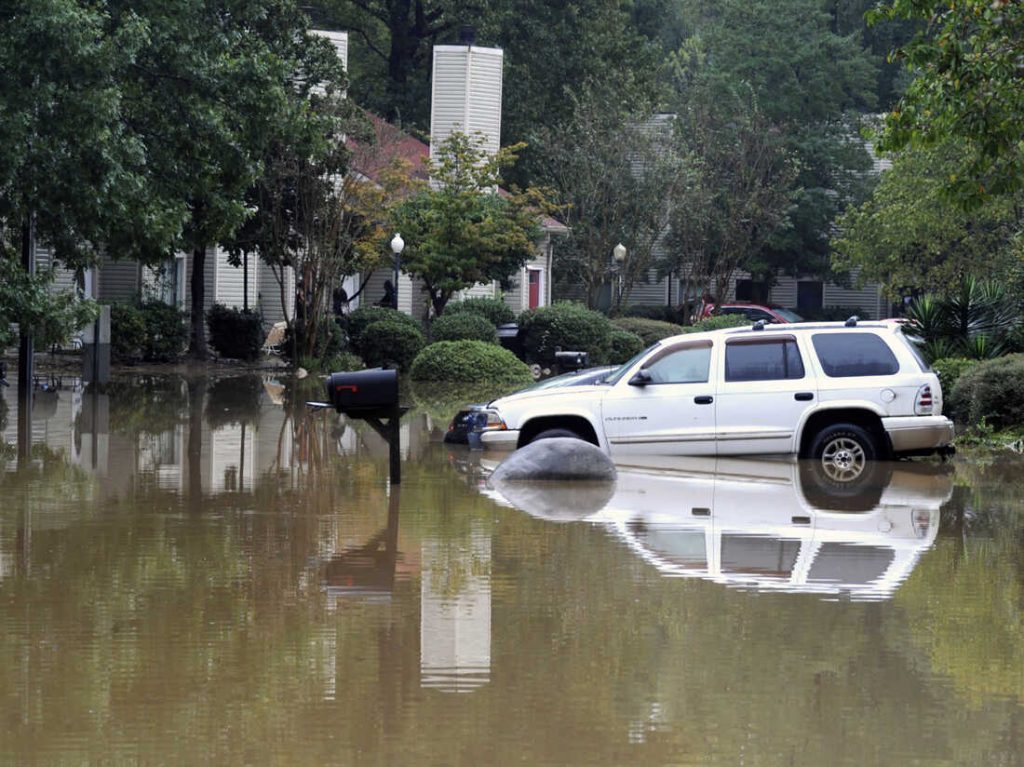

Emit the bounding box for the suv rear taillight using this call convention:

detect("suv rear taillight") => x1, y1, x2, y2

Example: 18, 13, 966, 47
915, 384, 934, 415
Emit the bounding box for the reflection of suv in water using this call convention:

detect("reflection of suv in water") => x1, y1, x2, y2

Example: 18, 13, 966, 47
486, 457, 952, 601
477, 320, 955, 478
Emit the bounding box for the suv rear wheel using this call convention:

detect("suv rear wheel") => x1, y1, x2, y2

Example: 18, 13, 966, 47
809, 423, 880, 483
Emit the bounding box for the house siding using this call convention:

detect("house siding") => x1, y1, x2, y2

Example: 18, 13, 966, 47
430, 45, 504, 159
98, 254, 141, 303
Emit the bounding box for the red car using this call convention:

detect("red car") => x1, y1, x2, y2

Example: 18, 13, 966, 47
699, 302, 804, 324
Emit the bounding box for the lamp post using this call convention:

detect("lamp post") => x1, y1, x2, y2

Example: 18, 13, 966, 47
612, 242, 626, 311
390, 233, 405, 310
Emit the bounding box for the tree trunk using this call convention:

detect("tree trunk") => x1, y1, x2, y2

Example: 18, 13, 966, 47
189, 243, 207, 359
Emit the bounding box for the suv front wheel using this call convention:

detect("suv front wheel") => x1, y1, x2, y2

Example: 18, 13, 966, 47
809, 423, 880, 484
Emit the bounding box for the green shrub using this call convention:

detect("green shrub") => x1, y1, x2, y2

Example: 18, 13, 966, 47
138, 301, 188, 362
348, 306, 419, 348
608, 329, 646, 363
519, 302, 613, 366
432, 312, 498, 344
612, 317, 685, 345
282, 318, 345, 368
359, 319, 425, 371
411, 340, 534, 385
931, 357, 978, 401
109, 301, 188, 362
109, 303, 147, 362
443, 297, 515, 326
949, 354, 1024, 428
324, 351, 364, 372
207, 304, 264, 361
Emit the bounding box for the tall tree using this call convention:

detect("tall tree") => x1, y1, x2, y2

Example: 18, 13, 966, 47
108, 0, 348, 359
832, 142, 1023, 297
660, 85, 797, 316
671, 0, 879, 283
390, 131, 553, 317
870, 0, 1024, 203
537, 87, 690, 311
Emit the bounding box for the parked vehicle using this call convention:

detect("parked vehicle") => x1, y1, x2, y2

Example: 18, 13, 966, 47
485, 456, 951, 601
473, 319, 955, 474
699, 302, 803, 324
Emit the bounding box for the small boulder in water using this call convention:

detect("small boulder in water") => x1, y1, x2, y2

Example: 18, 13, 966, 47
488, 437, 616, 483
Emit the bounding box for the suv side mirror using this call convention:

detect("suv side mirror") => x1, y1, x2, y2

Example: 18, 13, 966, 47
629, 369, 652, 387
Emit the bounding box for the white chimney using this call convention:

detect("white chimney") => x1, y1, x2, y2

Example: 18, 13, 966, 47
430, 35, 503, 160
310, 30, 348, 95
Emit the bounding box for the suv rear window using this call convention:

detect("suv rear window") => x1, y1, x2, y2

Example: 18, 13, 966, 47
725, 337, 805, 382
812, 333, 900, 377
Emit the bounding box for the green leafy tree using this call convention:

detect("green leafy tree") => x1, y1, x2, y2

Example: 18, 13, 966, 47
390, 131, 554, 317
659, 85, 798, 318
832, 141, 1023, 296
871, 0, 1024, 202
671, 0, 879, 283
0, 251, 97, 350
107, 0, 341, 359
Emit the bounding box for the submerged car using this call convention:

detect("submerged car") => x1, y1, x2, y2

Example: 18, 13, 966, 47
473, 319, 955, 474
444, 366, 616, 445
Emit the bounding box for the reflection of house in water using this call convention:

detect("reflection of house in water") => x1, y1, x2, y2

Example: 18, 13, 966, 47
420, 529, 491, 693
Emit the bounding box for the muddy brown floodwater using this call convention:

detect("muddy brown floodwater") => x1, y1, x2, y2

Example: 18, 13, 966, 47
1, 374, 1023, 765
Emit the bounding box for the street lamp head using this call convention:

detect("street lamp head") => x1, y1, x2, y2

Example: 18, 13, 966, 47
391, 233, 405, 255
613, 243, 627, 263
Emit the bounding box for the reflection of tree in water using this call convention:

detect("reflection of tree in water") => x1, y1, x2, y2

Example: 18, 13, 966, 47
107, 375, 188, 436
204, 375, 263, 430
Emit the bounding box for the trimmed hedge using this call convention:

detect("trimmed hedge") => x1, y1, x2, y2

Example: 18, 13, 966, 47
109, 301, 188, 362
207, 304, 264, 361
411, 340, 534, 386
359, 319, 425, 371
612, 317, 685, 345
347, 306, 420, 354
608, 329, 646, 364
519, 302, 613, 366
931, 357, 978, 401
686, 314, 751, 332
432, 311, 498, 344
948, 354, 1024, 428
444, 297, 515, 326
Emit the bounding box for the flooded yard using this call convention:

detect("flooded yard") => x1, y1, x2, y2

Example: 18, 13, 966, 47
2, 374, 1023, 765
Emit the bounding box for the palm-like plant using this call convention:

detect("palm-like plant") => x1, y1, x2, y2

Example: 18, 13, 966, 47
903, 277, 1019, 362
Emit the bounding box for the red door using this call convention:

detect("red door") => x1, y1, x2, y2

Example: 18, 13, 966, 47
528, 269, 541, 309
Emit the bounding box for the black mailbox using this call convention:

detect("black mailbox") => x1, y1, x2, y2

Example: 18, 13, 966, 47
325, 368, 399, 414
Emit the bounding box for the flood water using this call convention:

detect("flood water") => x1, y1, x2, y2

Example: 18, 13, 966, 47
2, 374, 1023, 765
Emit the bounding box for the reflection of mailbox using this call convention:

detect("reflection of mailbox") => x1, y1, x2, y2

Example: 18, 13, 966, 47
325, 368, 399, 414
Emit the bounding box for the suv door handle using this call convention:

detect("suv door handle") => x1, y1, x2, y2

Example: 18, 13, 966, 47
794, 392, 814, 401
694, 395, 713, 405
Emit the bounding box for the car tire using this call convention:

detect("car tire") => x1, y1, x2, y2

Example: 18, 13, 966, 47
799, 459, 891, 512
808, 423, 881, 485
531, 428, 583, 443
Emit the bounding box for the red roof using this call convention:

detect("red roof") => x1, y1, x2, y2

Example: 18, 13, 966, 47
346, 112, 567, 234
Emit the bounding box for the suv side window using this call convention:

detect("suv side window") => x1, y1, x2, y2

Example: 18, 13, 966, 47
812, 333, 900, 377
643, 343, 712, 384
725, 337, 805, 382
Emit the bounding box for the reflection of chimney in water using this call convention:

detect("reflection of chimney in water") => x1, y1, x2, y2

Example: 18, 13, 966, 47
420, 527, 492, 692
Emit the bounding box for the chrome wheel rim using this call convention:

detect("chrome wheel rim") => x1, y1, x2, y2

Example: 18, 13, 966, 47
820, 437, 866, 482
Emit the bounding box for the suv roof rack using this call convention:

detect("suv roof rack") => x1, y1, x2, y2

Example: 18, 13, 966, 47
845, 315, 859, 327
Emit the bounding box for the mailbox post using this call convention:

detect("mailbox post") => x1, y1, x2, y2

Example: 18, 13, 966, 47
323, 368, 406, 483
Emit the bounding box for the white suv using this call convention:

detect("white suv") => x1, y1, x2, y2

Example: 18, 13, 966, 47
478, 320, 955, 474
